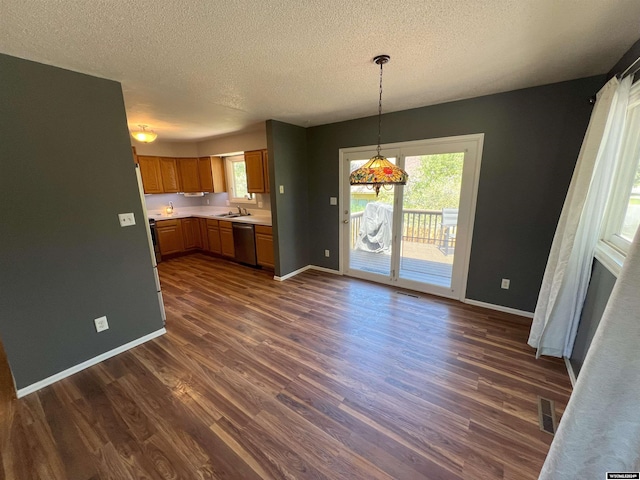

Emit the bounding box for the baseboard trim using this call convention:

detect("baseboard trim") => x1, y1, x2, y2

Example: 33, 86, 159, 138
16, 328, 167, 398
308, 266, 342, 275
564, 357, 577, 388
274, 265, 311, 281
274, 265, 342, 281
463, 299, 534, 318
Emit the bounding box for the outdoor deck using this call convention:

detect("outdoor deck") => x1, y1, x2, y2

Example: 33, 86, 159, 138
349, 242, 453, 287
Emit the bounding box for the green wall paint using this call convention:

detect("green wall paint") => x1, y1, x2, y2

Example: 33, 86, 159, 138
0, 54, 164, 389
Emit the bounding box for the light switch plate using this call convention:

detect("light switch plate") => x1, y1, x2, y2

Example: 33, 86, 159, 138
94, 316, 109, 332
501, 278, 510, 289
330, 197, 337, 205
279, 185, 285, 194
118, 212, 136, 227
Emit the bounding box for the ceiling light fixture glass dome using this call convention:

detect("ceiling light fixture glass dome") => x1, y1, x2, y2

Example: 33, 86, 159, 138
131, 124, 158, 143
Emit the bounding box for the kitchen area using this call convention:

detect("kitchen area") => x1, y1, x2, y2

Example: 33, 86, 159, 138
135, 147, 274, 271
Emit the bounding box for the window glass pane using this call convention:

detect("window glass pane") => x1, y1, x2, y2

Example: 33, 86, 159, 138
233, 160, 248, 198
620, 157, 640, 242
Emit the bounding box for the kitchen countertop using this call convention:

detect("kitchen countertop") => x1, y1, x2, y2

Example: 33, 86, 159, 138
147, 207, 272, 227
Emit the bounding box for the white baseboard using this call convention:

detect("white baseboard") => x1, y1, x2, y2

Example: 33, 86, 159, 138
564, 357, 577, 388
274, 264, 342, 281
308, 265, 342, 275
16, 328, 167, 398
463, 298, 534, 319
274, 265, 311, 281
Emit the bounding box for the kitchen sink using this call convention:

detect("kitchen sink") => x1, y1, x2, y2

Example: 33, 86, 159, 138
215, 213, 251, 218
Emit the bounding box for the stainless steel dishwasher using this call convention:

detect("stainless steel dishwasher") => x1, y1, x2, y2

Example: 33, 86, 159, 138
232, 223, 257, 266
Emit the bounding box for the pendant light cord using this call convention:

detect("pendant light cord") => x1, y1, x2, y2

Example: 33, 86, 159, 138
377, 61, 383, 156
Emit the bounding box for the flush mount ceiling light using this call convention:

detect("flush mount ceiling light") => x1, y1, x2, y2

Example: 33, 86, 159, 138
349, 55, 408, 196
131, 124, 158, 143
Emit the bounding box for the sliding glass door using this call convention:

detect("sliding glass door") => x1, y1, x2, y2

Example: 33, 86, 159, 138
341, 135, 483, 300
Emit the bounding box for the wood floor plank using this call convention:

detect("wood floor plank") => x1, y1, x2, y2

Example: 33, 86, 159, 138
0, 253, 571, 479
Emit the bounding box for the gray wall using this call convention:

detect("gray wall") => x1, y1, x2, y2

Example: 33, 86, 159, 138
0, 54, 164, 389
266, 120, 309, 277
570, 259, 616, 375
304, 75, 605, 312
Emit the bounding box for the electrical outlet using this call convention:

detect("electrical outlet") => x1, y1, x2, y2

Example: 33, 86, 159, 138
94, 316, 109, 332
325, 249, 330, 257
225, 200, 230, 206
206, 199, 210, 205
279, 185, 285, 194
258, 201, 263, 208
501, 278, 510, 290
118, 212, 136, 227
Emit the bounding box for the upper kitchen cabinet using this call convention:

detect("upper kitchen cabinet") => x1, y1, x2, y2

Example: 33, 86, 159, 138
178, 157, 200, 192
138, 156, 163, 194
245, 149, 270, 194
159, 157, 180, 193
199, 156, 226, 193
263, 150, 270, 193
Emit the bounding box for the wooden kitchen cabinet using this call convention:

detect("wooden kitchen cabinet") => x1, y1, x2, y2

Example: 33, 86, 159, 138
156, 219, 184, 255
138, 156, 163, 194
255, 225, 274, 269
181, 218, 201, 250
159, 157, 180, 193
199, 218, 209, 251
178, 157, 201, 192
245, 149, 270, 194
263, 150, 270, 193
219, 220, 235, 258
206, 219, 221, 254
199, 156, 226, 193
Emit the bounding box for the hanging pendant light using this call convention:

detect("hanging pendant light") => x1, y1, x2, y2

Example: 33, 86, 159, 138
131, 125, 158, 143
349, 55, 408, 196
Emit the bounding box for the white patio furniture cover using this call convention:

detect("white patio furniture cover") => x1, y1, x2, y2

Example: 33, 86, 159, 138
355, 202, 393, 253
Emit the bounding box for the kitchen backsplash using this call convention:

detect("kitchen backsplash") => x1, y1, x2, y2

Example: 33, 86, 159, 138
144, 193, 202, 210
144, 192, 271, 212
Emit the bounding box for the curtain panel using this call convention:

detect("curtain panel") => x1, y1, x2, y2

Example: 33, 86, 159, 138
528, 76, 632, 358
539, 227, 640, 478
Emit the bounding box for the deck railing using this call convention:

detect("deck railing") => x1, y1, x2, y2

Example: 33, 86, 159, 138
350, 209, 457, 249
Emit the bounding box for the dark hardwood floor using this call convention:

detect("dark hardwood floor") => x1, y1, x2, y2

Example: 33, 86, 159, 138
0, 253, 571, 479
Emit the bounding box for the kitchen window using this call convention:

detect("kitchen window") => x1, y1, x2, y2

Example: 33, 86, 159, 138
597, 80, 640, 274
225, 155, 256, 204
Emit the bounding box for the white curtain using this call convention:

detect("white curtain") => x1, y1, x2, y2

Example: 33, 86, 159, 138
528, 76, 632, 357
539, 228, 640, 478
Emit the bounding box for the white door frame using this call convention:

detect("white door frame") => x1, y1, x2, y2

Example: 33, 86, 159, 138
338, 133, 484, 300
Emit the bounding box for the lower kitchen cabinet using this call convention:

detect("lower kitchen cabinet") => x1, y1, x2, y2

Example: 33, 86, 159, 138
156, 219, 184, 255
206, 219, 222, 254
255, 225, 274, 268
219, 221, 235, 257
199, 218, 209, 251
155, 216, 272, 264
181, 218, 201, 250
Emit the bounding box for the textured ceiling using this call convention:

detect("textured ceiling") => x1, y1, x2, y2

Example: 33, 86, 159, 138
2, 1, 639, 141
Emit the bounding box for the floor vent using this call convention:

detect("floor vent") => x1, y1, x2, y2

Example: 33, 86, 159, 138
396, 291, 419, 298
537, 396, 557, 435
